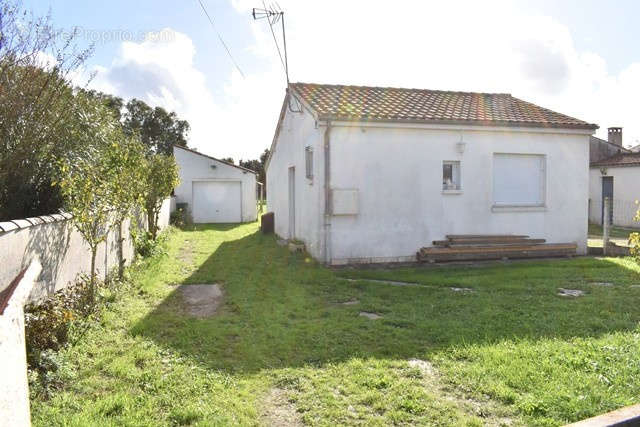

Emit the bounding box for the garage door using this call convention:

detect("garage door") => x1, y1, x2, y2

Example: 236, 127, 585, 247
192, 181, 242, 223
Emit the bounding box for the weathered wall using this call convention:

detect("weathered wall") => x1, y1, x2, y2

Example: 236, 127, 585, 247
173, 146, 257, 222
266, 104, 326, 260
0, 198, 171, 301
589, 166, 640, 227
268, 115, 592, 264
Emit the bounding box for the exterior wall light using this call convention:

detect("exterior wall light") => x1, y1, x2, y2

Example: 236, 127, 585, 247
600, 167, 607, 176
210, 164, 217, 169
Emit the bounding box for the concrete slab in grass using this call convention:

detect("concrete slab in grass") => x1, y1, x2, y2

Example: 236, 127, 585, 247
179, 284, 223, 318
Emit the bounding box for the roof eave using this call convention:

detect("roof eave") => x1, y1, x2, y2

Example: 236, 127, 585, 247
316, 115, 599, 131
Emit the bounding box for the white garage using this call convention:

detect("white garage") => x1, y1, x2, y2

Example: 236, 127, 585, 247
173, 145, 258, 223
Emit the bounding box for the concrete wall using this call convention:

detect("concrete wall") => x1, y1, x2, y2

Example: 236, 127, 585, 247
266, 105, 326, 260
589, 166, 640, 227
173, 146, 257, 222
0, 199, 171, 301
0, 260, 41, 427
268, 114, 592, 264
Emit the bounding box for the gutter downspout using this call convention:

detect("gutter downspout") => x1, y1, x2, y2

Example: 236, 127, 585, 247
323, 121, 332, 265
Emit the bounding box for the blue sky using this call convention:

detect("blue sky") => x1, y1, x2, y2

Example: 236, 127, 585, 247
26, 0, 640, 159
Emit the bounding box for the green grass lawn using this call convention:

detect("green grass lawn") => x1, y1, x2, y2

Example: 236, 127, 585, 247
31, 223, 640, 426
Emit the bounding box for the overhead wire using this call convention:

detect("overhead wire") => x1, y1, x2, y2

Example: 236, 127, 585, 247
197, 0, 246, 78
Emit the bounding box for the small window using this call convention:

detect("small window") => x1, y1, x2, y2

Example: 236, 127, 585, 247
305, 146, 313, 180
442, 161, 461, 190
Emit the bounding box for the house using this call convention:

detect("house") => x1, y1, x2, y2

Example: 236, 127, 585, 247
589, 128, 630, 163
589, 127, 640, 227
266, 83, 598, 265
173, 145, 258, 223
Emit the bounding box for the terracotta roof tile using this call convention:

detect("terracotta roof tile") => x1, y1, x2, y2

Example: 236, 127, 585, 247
591, 152, 640, 167
290, 83, 597, 130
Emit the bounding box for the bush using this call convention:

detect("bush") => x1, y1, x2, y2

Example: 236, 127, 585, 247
170, 207, 191, 227
631, 203, 640, 262
132, 229, 168, 258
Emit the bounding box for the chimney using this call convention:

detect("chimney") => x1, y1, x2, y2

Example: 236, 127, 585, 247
608, 127, 623, 146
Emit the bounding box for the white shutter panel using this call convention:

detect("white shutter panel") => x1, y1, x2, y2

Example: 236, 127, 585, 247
493, 154, 545, 206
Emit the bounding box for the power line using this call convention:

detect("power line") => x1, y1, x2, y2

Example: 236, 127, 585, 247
197, 0, 245, 78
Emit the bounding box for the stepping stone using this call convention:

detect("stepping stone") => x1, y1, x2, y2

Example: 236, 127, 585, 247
179, 284, 223, 317
359, 311, 382, 320
342, 278, 423, 287
590, 282, 614, 287
450, 287, 474, 292
340, 299, 359, 305
557, 288, 585, 297
276, 239, 288, 246
630, 285, 640, 289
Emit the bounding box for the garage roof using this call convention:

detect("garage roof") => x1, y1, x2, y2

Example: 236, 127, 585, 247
290, 82, 598, 130
174, 145, 257, 174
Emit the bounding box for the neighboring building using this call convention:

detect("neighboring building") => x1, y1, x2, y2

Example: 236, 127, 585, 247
589, 127, 630, 163
173, 145, 258, 223
589, 128, 640, 227
266, 83, 598, 264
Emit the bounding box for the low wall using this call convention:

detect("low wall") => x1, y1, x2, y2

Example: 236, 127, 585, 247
0, 260, 41, 427
0, 199, 171, 301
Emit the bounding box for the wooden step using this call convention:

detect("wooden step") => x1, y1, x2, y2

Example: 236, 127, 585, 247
418, 243, 576, 262
433, 238, 546, 247
445, 234, 529, 240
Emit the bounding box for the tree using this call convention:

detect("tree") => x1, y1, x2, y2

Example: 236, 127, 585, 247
123, 99, 190, 155
141, 155, 179, 240
105, 135, 146, 278
0, 0, 93, 221
239, 148, 269, 195
221, 157, 235, 164
57, 95, 126, 299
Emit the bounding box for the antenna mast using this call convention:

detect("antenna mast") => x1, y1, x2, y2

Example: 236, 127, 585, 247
252, 3, 289, 85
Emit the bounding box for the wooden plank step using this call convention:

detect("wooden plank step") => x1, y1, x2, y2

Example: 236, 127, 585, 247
418, 243, 576, 262
433, 238, 546, 247
445, 234, 529, 240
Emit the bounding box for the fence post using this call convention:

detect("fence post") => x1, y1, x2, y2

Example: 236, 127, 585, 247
603, 197, 611, 255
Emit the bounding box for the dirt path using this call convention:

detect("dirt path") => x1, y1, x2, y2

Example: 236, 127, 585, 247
407, 359, 516, 426
261, 388, 303, 427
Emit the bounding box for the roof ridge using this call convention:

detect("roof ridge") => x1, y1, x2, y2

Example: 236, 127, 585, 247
291, 82, 512, 97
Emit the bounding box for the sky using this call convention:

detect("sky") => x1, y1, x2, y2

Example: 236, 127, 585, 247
26, 0, 640, 160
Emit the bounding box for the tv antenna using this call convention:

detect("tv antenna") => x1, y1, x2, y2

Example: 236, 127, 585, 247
252, 2, 290, 84
252, 3, 301, 112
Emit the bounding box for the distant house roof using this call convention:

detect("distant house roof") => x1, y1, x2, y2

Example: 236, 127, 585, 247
591, 152, 640, 167
290, 82, 598, 130
173, 145, 257, 174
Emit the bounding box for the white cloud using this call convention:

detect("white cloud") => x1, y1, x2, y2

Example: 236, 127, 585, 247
90, 1, 640, 160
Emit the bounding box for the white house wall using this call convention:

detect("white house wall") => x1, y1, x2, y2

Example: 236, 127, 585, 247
589, 166, 640, 227
328, 125, 590, 263
174, 147, 257, 222
266, 105, 325, 260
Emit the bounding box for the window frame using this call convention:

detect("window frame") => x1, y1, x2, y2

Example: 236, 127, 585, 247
304, 146, 314, 180
492, 153, 546, 208
442, 160, 461, 192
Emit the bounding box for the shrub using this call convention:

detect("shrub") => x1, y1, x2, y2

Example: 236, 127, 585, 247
170, 207, 191, 227
132, 228, 168, 258
631, 202, 640, 262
